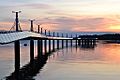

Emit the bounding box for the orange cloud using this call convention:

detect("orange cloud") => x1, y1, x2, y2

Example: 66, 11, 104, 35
0, 22, 13, 30
1, 16, 120, 33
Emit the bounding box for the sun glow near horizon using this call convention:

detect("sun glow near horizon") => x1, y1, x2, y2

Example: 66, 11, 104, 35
108, 25, 120, 31
109, 25, 120, 29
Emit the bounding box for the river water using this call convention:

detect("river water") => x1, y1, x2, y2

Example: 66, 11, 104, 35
1, 41, 120, 80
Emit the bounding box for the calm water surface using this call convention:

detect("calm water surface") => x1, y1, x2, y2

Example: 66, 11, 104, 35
1, 41, 120, 80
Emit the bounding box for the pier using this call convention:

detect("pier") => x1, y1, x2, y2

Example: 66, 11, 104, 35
0, 12, 97, 80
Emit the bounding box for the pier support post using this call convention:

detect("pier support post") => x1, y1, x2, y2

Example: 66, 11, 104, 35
14, 40, 20, 72
29, 19, 35, 62
38, 40, 43, 57
37, 25, 42, 58
78, 39, 80, 45
48, 31, 51, 52
57, 40, 59, 49
62, 33, 64, 48
40, 40, 43, 55
30, 39, 34, 62
84, 39, 86, 45
75, 34, 78, 47
38, 40, 42, 58
53, 40, 55, 51
62, 40, 64, 48
75, 39, 78, 47
57, 33, 59, 49
44, 39, 47, 54
70, 35, 73, 47
13, 11, 21, 79
13, 11, 21, 72
49, 40, 51, 52
53, 32, 55, 51
66, 34, 68, 48
44, 30, 47, 54
81, 39, 83, 45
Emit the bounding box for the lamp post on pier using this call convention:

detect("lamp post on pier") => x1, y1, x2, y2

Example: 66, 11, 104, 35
12, 11, 21, 31
12, 11, 21, 75
29, 19, 35, 62
37, 25, 43, 58
29, 19, 35, 32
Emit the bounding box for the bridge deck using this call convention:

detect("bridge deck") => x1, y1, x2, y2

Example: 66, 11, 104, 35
0, 31, 73, 44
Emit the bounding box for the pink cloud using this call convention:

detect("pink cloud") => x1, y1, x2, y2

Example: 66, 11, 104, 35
1, 16, 120, 32
36, 17, 120, 32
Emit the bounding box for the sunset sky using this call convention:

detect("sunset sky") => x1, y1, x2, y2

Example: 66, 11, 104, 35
0, 0, 120, 32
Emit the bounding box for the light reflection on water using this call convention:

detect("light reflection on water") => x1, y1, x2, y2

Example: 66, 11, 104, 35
47, 43, 120, 63
35, 43, 120, 80
1, 41, 120, 80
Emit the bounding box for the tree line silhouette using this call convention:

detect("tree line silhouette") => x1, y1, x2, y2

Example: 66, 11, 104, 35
78, 34, 120, 40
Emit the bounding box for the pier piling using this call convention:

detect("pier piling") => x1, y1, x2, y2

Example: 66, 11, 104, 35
75, 34, 78, 47
44, 39, 47, 54
30, 39, 34, 62
62, 33, 64, 48
30, 19, 35, 62
53, 32, 55, 51
48, 31, 51, 52
14, 40, 20, 72
57, 33, 59, 49
70, 35, 73, 47
66, 34, 68, 48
